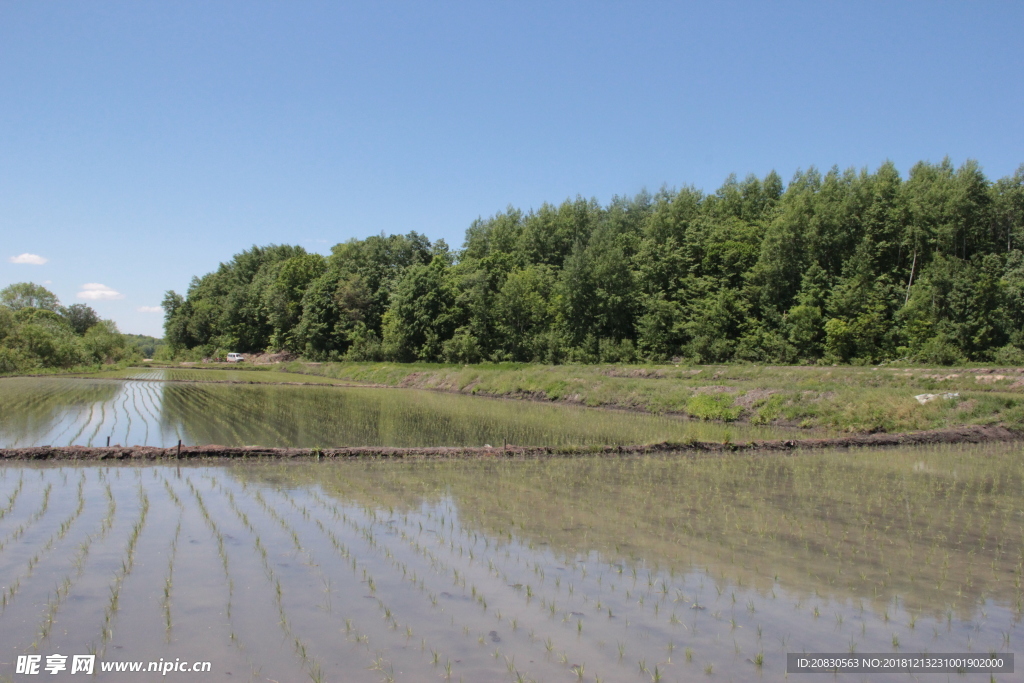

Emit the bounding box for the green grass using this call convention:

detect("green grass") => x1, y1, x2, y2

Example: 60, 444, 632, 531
271, 360, 1024, 434
0, 359, 139, 379
34, 359, 1024, 434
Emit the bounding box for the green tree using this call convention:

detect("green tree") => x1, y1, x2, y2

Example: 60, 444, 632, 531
494, 265, 555, 361
1, 282, 60, 311
61, 303, 100, 336
263, 253, 327, 350
381, 259, 457, 361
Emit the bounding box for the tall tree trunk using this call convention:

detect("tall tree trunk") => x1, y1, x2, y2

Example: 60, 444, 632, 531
904, 249, 917, 306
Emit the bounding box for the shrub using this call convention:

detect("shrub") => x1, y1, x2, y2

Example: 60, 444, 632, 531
685, 394, 740, 421
992, 344, 1024, 366
915, 335, 966, 366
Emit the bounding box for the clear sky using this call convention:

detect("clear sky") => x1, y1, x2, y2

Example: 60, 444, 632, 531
2, 1, 1022, 337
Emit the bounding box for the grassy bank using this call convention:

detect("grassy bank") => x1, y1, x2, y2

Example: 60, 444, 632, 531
266, 361, 1024, 434
1, 358, 141, 379
40, 359, 1024, 434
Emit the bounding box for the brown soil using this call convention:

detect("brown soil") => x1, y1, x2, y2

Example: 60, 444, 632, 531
733, 389, 778, 408
245, 351, 298, 364
600, 367, 668, 379
3, 425, 1019, 461
693, 385, 735, 394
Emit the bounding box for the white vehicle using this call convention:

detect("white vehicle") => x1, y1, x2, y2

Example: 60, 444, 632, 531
226, 353, 244, 363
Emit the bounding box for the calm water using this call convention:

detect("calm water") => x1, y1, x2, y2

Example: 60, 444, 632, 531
0, 444, 1020, 681
0, 374, 808, 448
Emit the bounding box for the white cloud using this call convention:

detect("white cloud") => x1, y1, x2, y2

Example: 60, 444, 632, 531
9, 253, 48, 265
77, 283, 125, 301
137, 306, 162, 313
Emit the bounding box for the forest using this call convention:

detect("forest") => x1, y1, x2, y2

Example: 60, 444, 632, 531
0, 282, 143, 372
162, 159, 1024, 366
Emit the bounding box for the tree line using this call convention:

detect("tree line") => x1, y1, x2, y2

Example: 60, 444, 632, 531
0, 283, 143, 373
163, 159, 1024, 366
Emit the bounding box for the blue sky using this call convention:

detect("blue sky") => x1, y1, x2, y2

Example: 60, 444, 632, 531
2, 1, 1022, 337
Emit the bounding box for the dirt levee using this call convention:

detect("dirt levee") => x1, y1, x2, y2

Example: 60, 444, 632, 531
1, 425, 1020, 460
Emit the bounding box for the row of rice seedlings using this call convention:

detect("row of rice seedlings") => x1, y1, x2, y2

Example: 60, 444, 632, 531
160, 483, 184, 641
209, 478, 325, 682
159, 385, 253, 447
182, 478, 234, 612
56, 388, 106, 446
33, 394, 96, 448
235, 451, 1021, 677
83, 392, 116, 447
0, 482, 52, 556
123, 377, 172, 444
157, 473, 272, 682
125, 383, 148, 445
305, 464, 688, 671
120, 382, 166, 446
507, 450, 1019, 663
260, 482, 427, 680
114, 388, 132, 443
20, 470, 120, 654
4, 476, 84, 628
92, 482, 150, 657
109, 383, 137, 447
509, 524, 765, 672
153, 386, 216, 445
361, 466, 741, 674
297, 483, 567, 682
221, 478, 339, 613
415, 510, 613, 678
129, 383, 159, 444
0, 472, 25, 523
499, 448, 1011, 610
0, 379, 122, 447
325, 466, 799, 676
278, 485, 473, 680
352, 491, 610, 679
0, 380, 73, 445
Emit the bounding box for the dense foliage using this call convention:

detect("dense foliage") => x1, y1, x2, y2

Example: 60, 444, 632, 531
164, 159, 1024, 365
0, 284, 139, 373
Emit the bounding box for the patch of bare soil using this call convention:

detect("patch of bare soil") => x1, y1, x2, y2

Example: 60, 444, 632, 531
955, 399, 978, 413
601, 367, 667, 379
733, 388, 778, 408
399, 372, 426, 387
4, 426, 1018, 461
693, 385, 736, 394
245, 351, 298, 364
800, 390, 836, 402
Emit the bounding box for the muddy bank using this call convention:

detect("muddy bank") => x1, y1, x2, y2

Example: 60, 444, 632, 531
1, 425, 1020, 461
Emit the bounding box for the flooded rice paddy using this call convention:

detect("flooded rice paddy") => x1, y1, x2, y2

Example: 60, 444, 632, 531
0, 443, 1021, 681
0, 374, 807, 449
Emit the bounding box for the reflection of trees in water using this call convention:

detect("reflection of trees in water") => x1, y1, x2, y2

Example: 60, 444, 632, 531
153, 381, 787, 448
235, 446, 1024, 618
0, 379, 121, 446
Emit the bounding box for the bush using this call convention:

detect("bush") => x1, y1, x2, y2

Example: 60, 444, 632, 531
441, 328, 482, 364
598, 338, 636, 363
915, 335, 966, 366
0, 346, 28, 373
992, 344, 1024, 366
685, 394, 740, 421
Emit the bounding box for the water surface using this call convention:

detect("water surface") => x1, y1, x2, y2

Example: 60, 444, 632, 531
0, 374, 807, 448
0, 444, 1020, 681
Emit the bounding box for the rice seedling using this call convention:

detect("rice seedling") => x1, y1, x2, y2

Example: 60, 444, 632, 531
0, 437, 1018, 682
